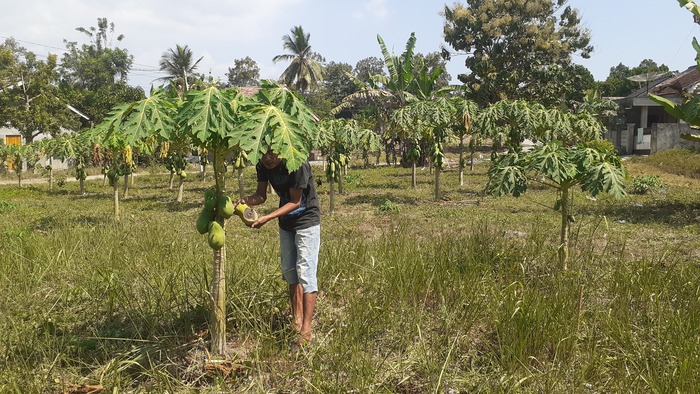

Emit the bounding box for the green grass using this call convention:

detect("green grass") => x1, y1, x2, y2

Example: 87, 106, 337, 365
0, 155, 699, 392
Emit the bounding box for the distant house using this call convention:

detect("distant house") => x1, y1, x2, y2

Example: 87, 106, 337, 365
607, 66, 700, 154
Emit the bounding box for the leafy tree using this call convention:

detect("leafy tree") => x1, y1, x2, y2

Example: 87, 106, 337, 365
60, 18, 144, 127
413, 52, 451, 89
158, 44, 204, 93
322, 61, 357, 107
599, 59, 670, 98
272, 26, 324, 92
354, 56, 385, 84
443, 0, 593, 106
226, 56, 260, 87
0, 39, 80, 143
487, 140, 626, 269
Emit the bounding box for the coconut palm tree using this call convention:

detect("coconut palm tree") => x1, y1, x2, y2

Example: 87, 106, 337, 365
272, 26, 324, 93
158, 44, 203, 93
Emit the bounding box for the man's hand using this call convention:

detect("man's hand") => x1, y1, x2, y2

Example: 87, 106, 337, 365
251, 215, 271, 229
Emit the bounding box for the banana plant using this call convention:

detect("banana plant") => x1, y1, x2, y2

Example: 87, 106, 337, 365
487, 140, 627, 270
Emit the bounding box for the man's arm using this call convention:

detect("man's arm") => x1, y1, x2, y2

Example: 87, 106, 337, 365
251, 187, 303, 229
239, 181, 268, 206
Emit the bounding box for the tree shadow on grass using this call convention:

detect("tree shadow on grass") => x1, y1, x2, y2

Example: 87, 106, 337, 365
598, 200, 700, 227
343, 193, 421, 207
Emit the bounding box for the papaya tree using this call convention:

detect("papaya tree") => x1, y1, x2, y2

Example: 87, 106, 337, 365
89, 91, 172, 219
48, 133, 92, 195
487, 140, 627, 270
181, 82, 318, 356
317, 118, 358, 213
451, 97, 480, 184
2, 143, 37, 187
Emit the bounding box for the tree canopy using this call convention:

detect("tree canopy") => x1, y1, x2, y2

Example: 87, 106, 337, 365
226, 56, 260, 87
599, 59, 671, 98
273, 26, 324, 93
443, 0, 593, 106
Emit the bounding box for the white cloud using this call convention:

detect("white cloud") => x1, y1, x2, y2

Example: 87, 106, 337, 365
353, 0, 389, 19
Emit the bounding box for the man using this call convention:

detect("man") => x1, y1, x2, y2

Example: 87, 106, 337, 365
237, 149, 321, 345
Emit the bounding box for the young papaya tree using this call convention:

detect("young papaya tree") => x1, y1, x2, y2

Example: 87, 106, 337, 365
49, 132, 92, 195
89, 91, 173, 219
487, 140, 627, 270
3, 143, 37, 187
180, 82, 318, 356
451, 97, 480, 185
317, 118, 356, 212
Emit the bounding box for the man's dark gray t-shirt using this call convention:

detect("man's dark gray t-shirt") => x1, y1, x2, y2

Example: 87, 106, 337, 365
256, 161, 320, 232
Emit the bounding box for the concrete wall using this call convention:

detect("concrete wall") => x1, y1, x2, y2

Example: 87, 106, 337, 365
651, 123, 699, 153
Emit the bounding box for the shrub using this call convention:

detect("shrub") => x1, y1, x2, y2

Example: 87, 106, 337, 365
630, 175, 663, 194
378, 199, 400, 214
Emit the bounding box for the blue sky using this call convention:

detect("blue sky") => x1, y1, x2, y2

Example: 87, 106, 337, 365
0, 0, 696, 91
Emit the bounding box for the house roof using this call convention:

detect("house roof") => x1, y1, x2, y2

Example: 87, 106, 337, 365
238, 86, 261, 97
624, 66, 700, 99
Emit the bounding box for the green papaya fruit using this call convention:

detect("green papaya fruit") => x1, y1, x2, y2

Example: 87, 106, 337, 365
207, 221, 225, 250
204, 188, 217, 211
219, 196, 235, 219
196, 208, 214, 235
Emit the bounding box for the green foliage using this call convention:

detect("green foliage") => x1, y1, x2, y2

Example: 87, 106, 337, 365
226, 56, 260, 87
599, 60, 670, 97
272, 26, 324, 92
377, 198, 400, 214
0, 39, 80, 142
158, 44, 204, 94
630, 175, 663, 195
443, 0, 593, 106
487, 141, 628, 199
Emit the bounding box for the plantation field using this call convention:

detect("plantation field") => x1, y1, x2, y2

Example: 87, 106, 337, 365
1, 152, 699, 393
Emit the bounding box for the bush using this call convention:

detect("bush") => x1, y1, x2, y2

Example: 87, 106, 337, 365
630, 175, 663, 194
378, 198, 400, 214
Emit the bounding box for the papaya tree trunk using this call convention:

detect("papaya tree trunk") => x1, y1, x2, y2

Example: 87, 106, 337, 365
375, 151, 381, 166
210, 151, 227, 356
237, 167, 244, 199
559, 186, 571, 270
168, 171, 175, 190
49, 158, 53, 192
103, 174, 107, 187
79, 179, 85, 195
469, 138, 476, 171
458, 134, 465, 187
176, 176, 185, 202
113, 182, 120, 222
329, 175, 335, 214
130, 172, 134, 187
411, 161, 417, 188
338, 171, 344, 195
201, 163, 206, 181
434, 165, 441, 201
122, 174, 129, 198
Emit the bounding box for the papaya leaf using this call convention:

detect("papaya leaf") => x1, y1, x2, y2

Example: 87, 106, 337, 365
486, 154, 528, 197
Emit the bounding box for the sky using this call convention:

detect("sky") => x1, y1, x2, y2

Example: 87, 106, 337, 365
0, 0, 698, 93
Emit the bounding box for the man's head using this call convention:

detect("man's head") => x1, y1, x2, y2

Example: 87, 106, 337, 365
261, 148, 281, 169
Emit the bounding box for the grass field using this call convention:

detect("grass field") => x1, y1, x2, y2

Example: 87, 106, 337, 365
1, 150, 699, 392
